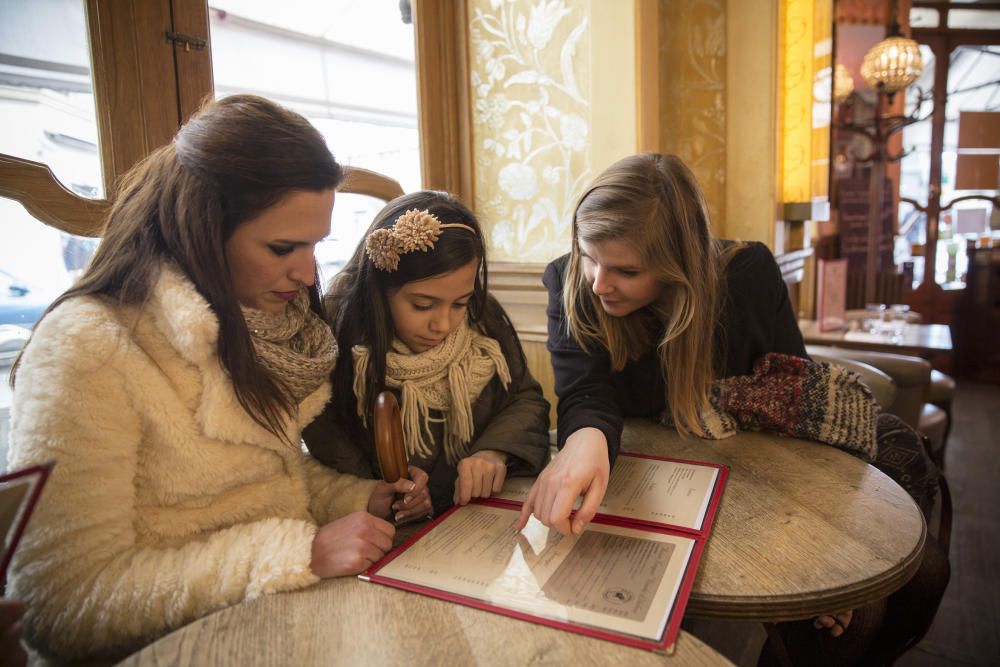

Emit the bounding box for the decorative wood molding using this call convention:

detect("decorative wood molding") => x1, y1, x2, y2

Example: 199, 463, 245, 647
340, 167, 405, 202
170, 0, 215, 121
635, 0, 663, 153
0, 155, 109, 236
489, 260, 553, 426
87, 0, 182, 190
488, 261, 548, 339
412, 0, 474, 207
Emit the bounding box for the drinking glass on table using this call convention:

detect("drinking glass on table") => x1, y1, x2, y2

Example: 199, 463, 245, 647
888, 304, 910, 342
865, 303, 886, 335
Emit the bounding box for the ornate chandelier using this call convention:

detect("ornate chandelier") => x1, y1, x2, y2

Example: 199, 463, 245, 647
860, 1, 923, 94
861, 35, 923, 93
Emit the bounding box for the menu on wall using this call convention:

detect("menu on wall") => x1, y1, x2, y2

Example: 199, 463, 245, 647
837, 176, 895, 273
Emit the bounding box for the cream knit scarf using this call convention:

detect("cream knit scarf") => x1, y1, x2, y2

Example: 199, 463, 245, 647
352, 322, 511, 464
242, 289, 337, 403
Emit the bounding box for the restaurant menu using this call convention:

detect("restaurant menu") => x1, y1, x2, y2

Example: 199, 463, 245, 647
1, 462, 53, 582
361, 452, 727, 652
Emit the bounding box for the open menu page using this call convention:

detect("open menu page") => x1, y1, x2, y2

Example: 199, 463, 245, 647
496, 452, 723, 534
367, 503, 697, 650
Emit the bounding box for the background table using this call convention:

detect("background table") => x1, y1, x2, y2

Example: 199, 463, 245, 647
621, 421, 926, 621
121, 573, 732, 666
798, 318, 953, 357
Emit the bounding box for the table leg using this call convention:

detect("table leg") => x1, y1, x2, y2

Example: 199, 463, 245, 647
763, 622, 794, 667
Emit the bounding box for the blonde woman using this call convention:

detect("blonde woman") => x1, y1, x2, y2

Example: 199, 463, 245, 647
519, 153, 954, 666
518, 153, 807, 535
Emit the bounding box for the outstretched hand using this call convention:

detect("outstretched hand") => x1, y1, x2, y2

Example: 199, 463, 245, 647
516, 427, 610, 536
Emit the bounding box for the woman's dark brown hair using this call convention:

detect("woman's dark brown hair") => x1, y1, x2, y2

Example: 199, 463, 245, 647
12, 94, 344, 439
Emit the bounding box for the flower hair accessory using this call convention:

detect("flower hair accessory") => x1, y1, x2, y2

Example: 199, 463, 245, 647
365, 209, 476, 271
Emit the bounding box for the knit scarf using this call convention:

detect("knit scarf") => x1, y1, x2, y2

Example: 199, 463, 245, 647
352, 322, 511, 465
662, 352, 878, 461
241, 289, 337, 403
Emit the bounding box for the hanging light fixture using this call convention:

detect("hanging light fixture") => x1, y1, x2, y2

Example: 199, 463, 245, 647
834, 63, 855, 101
860, 1, 923, 95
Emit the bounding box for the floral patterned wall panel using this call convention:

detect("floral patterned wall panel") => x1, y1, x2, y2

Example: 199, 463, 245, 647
659, 0, 727, 232
469, 0, 591, 263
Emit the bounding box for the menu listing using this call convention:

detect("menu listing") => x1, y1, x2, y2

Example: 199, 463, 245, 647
361, 452, 727, 652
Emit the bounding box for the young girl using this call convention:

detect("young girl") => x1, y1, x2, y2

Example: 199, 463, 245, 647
6, 95, 430, 661
304, 191, 550, 516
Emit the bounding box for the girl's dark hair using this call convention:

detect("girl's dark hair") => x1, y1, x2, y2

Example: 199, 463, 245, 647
326, 190, 520, 440
12, 94, 344, 440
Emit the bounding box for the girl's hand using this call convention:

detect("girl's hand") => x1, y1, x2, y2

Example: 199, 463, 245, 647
310, 511, 395, 577
454, 450, 508, 505
814, 610, 853, 637
516, 427, 610, 536
367, 466, 432, 522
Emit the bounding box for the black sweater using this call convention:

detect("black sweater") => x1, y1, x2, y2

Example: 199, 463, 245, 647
544, 241, 807, 462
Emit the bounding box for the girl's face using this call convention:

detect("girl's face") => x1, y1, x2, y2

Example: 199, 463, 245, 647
578, 238, 665, 317
225, 189, 335, 313
386, 259, 479, 353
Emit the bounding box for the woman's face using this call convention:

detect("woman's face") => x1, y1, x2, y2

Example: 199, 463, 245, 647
225, 189, 335, 313
386, 259, 478, 353
578, 238, 665, 317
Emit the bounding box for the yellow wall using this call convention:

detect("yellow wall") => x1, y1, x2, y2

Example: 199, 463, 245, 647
657, 0, 728, 234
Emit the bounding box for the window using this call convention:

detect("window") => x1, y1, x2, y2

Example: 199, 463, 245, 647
208, 0, 421, 279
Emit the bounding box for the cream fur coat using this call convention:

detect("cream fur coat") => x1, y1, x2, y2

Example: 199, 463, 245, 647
6, 264, 377, 661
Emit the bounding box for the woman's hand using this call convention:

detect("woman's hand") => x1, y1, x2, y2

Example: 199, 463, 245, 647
309, 511, 395, 577
367, 466, 432, 522
516, 427, 610, 536
814, 610, 854, 637
454, 450, 508, 505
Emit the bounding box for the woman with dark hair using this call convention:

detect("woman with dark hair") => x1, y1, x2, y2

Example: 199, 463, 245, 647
303, 190, 550, 516
6, 95, 430, 661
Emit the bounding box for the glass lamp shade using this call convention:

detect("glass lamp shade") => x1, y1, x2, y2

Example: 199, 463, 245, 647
860, 36, 924, 93
834, 64, 855, 101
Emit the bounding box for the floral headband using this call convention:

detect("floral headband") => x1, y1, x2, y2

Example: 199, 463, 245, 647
365, 209, 476, 271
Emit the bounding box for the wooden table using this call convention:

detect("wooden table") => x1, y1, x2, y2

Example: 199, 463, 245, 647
798, 318, 952, 357
120, 572, 732, 666
621, 421, 926, 621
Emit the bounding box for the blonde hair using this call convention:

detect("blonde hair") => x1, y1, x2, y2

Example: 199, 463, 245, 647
563, 153, 743, 436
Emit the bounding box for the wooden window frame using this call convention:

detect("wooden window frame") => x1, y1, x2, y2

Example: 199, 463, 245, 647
0, 0, 212, 237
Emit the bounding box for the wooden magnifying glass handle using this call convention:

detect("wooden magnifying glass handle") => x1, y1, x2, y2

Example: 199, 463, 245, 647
373, 391, 409, 483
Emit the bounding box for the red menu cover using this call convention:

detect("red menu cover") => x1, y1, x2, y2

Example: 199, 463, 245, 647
1, 462, 53, 583
361, 452, 727, 652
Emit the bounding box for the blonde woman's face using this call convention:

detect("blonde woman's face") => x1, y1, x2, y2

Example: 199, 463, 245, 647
386, 259, 478, 353
578, 238, 664, 317
225, 189, 335, 313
